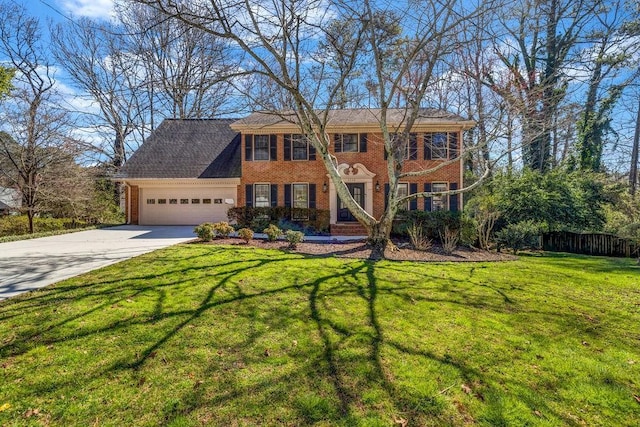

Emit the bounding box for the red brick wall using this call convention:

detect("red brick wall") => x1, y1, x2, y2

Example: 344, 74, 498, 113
128, 185, 139, 225
239, 132, 462, 218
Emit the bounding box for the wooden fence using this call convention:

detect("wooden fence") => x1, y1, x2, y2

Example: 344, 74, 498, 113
542, 231, 639, 258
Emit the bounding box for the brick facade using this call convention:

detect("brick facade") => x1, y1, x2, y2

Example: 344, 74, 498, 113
238, 129, 464, 224
126, 185, 139, 225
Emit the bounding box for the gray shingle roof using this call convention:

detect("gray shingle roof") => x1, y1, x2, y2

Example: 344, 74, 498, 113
232, 108, 471, 128
116, 119, 241, 179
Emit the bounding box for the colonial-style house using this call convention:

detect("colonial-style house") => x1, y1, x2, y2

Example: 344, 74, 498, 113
117, 109, 474, 234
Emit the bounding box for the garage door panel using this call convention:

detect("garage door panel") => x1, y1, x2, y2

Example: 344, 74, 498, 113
140, 187, 235, 225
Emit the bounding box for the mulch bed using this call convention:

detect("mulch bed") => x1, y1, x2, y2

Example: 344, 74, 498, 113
195, 237, 517, 262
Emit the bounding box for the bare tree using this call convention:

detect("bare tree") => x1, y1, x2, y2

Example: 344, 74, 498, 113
116, 1, 238, 124
0, 3, 80, 233
51, 18, 142, 171
131, 0, 495, 257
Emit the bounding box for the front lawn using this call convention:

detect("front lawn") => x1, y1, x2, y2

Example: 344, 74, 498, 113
0, 245, 638, 426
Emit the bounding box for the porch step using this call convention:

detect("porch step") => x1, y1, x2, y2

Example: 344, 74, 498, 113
330, 223, 367, 236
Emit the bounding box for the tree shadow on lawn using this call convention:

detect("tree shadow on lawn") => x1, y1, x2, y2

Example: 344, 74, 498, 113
0, 246, 633, 425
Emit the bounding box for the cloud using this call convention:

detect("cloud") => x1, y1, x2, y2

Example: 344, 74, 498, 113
57, 0, 115, 19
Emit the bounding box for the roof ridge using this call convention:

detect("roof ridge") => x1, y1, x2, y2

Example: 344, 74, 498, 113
163, 118, 241, 122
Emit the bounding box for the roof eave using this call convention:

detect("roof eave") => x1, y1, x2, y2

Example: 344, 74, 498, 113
231, 120, 476, 133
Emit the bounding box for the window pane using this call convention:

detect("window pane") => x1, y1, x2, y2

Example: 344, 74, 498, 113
431, 133, 448, 159
432, 182, 448, 211
254, 184, 270, 207
340, 134, 358, 152
293, 184, 308, 209
292, 183, 308, 220
397, 183, 409, 210
292, 135, 309, 160
254, 135, 270, 160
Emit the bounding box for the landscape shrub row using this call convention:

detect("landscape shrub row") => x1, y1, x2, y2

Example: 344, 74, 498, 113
227, 207, 330, 235
0, 215, 90, 237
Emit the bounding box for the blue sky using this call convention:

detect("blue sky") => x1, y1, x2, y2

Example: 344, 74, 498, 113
25, 0, 115, 22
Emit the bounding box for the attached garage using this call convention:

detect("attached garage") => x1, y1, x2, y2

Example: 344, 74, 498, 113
116, 119, 242, 226
128, 179, 240, 225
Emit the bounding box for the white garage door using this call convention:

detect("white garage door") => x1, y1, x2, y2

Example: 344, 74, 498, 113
139, 186, 236, 225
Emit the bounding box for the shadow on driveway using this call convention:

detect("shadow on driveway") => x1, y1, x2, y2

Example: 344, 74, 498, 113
0, 226, 196, 301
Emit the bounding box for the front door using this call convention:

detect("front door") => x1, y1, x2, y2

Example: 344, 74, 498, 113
337, 183, 365, 222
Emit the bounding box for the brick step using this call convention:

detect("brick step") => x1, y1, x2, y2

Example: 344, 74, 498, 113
330, 223, 368, 236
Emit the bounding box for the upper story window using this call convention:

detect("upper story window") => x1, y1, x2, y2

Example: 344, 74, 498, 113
424, 132, 459, 160
334, 133, 367, 153
388, 133, 418, 160
245, 134, 277, 161
254, 135, 270, 160
284, 134, 316, 161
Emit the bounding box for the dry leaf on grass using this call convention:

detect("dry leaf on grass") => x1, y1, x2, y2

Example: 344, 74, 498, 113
393, 416, 408, 426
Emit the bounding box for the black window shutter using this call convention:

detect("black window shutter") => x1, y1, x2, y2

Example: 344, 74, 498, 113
284, 134, 291, 161
424, 183, 432, 211
450, 132, 459, 159
309, 184, 316, 208
359, 133, 367, 152
384, 183, 390, 210
270, 184, 278, 207
334, 134, 342, 153
245, 134, 253, 161
410, 133, 418, 160
245, 184, 253, 207
449, 183, 459, 212
270, 135, 277, 161
308, 143, 316, 160
424, 134, 432, 160
409, 183, 418, 210
284, 184, 291, 208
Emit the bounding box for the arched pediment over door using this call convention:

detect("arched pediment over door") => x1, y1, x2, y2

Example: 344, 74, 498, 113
328, 163, 376, 224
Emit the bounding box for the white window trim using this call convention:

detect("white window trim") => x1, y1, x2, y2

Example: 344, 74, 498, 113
431, 182, 449, 211
253, 135, 270, 161
291, 134, 310, 161
292, 182, 309, 220
336, 133, 359, 152
254, 183, 271, 208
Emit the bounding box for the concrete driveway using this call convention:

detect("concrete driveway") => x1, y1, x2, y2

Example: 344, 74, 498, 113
0, 225, 196, 301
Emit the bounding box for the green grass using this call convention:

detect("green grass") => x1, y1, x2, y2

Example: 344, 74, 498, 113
0, 245, 638, 426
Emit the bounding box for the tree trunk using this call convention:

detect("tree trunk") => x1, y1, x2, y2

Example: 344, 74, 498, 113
27, 209, 34, 234
366, 219, 393, 260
